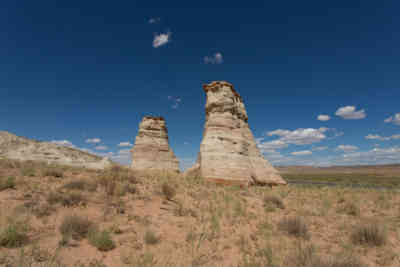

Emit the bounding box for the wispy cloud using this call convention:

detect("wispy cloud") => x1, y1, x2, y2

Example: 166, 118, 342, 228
148, 17, 160, 24
168, 95, 182, 109
118, 142, 133, 147
204, 52, 223, 64
365, 134, 400, 141
335, 106, 366, 120
336, 145, 358, 152
153, 32, 171, 48
86, 138, 101, 144
384, 113, 400, 125
312, 146, 328, 151
51, 140, 75, 148
291, 150, 312, 156
317, 114, 330, 121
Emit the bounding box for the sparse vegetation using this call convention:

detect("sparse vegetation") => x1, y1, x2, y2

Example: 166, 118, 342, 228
88, 227, 116, 251
44, 168, 64, 178
161, 182, 176, 200
0, 221, 29, 248
338, 202, 361, 216
0, 176, 16, 191
62, 179, 97, 192
284, 244, 367, 267
263, 194, 285, 210
351, 222, 386, 246
0, 158, 398, 266
59, 215, 93, 241
46, 191, 86, 207
278, 216, 310, 239
144, 230, 160, 245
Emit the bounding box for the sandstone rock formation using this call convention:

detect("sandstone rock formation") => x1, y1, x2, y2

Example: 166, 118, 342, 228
130, 116, 180, 173
187, 81, 287, 186
0, 131, 113, 169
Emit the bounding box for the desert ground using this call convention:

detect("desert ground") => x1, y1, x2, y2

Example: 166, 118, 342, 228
0, 159, 399, 267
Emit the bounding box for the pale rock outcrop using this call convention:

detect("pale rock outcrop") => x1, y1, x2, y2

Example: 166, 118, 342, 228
130, 116, 180, 173
187, 81, 287, 186
0, 131, 113, 169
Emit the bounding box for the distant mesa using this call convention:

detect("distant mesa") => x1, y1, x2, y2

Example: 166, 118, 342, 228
0, 131, 112, 169
185, 81, 287, 186
130, 116, 180, 173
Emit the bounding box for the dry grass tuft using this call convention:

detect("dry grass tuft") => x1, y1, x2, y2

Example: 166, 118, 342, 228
285, 244, 367, 267
278, 216, 310, 239
338, 202, 360, 216
59, 215, 93, 241
46, 191, 86, 207
0, 176, 16, 191
264, 194, 285, 210
43, 168, 64, 178
161, 182, 176, 200
0, 220, 29, 248
88, 227, 116, 251
351, 221, 386, 246
61, 179, 97, 192
144, 230, 160, 245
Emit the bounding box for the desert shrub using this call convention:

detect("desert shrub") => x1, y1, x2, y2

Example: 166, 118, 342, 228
351, 222, 386, 246
0, 176, 16, 191
125, 184, 138, 194
62, 192, 86, 207
59, 215, 93, 241
328, 255, 366, 267
338, 202, 360, 216
161, 182, 176, 200
21, 167, 35, 177
32, 203, 56, 218
278, 216, 310, 239
88, 227, 115, 251
263, 194, 285, 210
47, 191, 86, 207
144, 230, 160, 245
62, 180, 97, 192
284, 244, 323, 267
47, 192, 64, 205
0, 221, 29, 248
44, 168, 63, 178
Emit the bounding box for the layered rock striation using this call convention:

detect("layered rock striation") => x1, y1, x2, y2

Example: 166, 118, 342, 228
188, 81, 286, 186
130, 116, 180, 173
0, 131, 112, 169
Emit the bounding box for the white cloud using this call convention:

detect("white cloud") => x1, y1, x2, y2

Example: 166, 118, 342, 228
86, 138, 101, 144
148, 17, 160, 24
94, 145, 108, 150
335, 106, 366, 120
337, 145, 359, 152
168, 96, 182, 109
118, 149, 131, 155
365, 134, 400, 141
51, 140, 75, 148
317, 115, 330, 121
153, 32, 171, 48
204, 52, 223, 64
339, 146, 400, 165
312, 146, 328, 151
267, 128, 326, 145
291, 150, 312, 156
384, 113, 400, 125
118, 142, 133, 147
257, 139, 288, 152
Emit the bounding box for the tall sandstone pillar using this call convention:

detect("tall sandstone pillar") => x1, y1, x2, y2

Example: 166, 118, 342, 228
130, 116, 180, 173
191, 81, 286, 186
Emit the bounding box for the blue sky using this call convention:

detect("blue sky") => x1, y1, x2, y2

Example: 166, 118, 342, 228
1, 0, 400, 169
